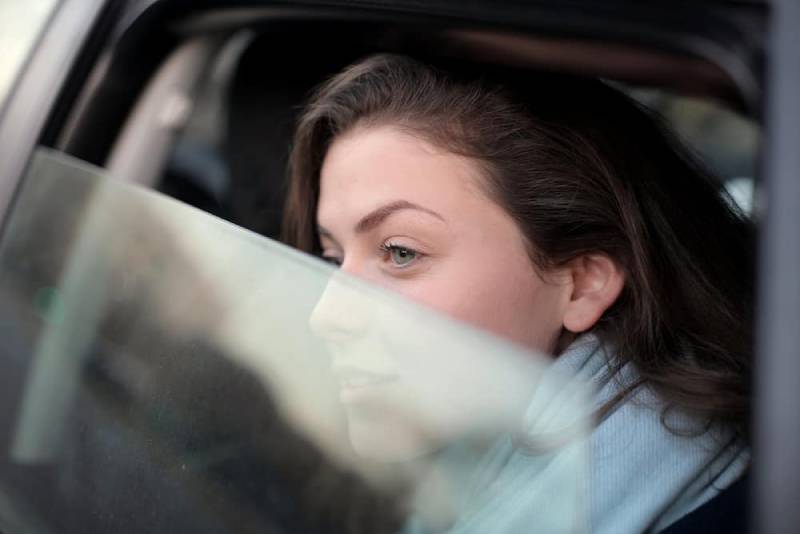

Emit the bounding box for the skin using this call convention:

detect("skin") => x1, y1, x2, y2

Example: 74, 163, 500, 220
314, 125, 571, 353
310, 124, 624, 461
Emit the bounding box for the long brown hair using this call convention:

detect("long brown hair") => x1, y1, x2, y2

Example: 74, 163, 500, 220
282, 53, 754, 438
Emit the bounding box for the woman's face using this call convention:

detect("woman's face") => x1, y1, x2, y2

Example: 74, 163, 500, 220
312, 125, 571, 459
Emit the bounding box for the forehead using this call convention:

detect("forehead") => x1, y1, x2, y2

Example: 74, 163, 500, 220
317, 126, 488, 226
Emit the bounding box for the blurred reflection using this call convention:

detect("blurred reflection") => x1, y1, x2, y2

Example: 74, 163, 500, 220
0, 149, 591, 533
310, 271, 547, 462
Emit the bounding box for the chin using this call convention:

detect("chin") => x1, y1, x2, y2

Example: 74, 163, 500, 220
346, 411, 442, 463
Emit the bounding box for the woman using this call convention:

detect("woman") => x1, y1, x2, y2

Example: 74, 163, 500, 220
281, 54, 753, 533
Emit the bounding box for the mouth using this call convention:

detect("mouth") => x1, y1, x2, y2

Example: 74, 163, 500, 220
333, 364, 400, 403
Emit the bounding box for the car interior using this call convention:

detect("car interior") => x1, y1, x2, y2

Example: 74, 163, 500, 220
59, 5, 763, 235
0, 1, 771, 533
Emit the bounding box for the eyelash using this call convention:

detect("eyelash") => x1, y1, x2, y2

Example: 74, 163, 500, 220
319, 242, 423, 269
380, 241, 421, 268
321, 254, 342, 267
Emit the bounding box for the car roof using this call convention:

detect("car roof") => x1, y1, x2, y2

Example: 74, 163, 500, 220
155, 0, 765, 114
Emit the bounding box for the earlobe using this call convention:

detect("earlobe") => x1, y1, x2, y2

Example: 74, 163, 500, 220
562, 254, 625, 333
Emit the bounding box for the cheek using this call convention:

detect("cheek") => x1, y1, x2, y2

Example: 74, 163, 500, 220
399, 259, 566, 353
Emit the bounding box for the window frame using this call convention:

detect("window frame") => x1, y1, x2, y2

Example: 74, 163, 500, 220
0, 0, 107, 231
752, 0, 800, 532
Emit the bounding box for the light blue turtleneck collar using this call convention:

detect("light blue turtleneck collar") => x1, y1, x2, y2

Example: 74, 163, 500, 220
403, 335, 748, 533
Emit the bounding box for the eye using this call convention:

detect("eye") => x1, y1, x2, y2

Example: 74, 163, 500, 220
321, 254, 343, 267
381, 242, 419, 267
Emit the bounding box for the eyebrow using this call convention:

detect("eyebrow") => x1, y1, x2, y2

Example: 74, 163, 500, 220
317, 200, 445, 240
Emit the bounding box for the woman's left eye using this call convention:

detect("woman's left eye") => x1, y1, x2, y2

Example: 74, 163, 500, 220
381, 243, 419, 267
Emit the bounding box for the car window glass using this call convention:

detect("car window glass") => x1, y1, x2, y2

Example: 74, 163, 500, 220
0, 0, 59, 112
0, 148, 591, 534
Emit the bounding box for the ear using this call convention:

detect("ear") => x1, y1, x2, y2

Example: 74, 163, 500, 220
562, 254, 625, 333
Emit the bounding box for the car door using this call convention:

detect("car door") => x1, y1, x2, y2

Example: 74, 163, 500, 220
0, 4, 593, 533
0, 1, 797, 534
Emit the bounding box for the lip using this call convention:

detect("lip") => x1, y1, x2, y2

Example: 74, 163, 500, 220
333, 364, 400, 404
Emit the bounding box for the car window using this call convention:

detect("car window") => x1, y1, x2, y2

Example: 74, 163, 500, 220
628, 88, 760, 214
157, 33, 760, 248
0, 148, 591, 533
0, 0, 59, 112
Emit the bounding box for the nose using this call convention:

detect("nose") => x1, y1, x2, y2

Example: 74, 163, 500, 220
309, 271, 372, 343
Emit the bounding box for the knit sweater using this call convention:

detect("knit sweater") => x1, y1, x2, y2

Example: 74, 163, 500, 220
403, 335, 748, 533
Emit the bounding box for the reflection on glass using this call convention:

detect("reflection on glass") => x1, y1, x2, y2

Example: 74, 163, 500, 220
0, 149, 590, 533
